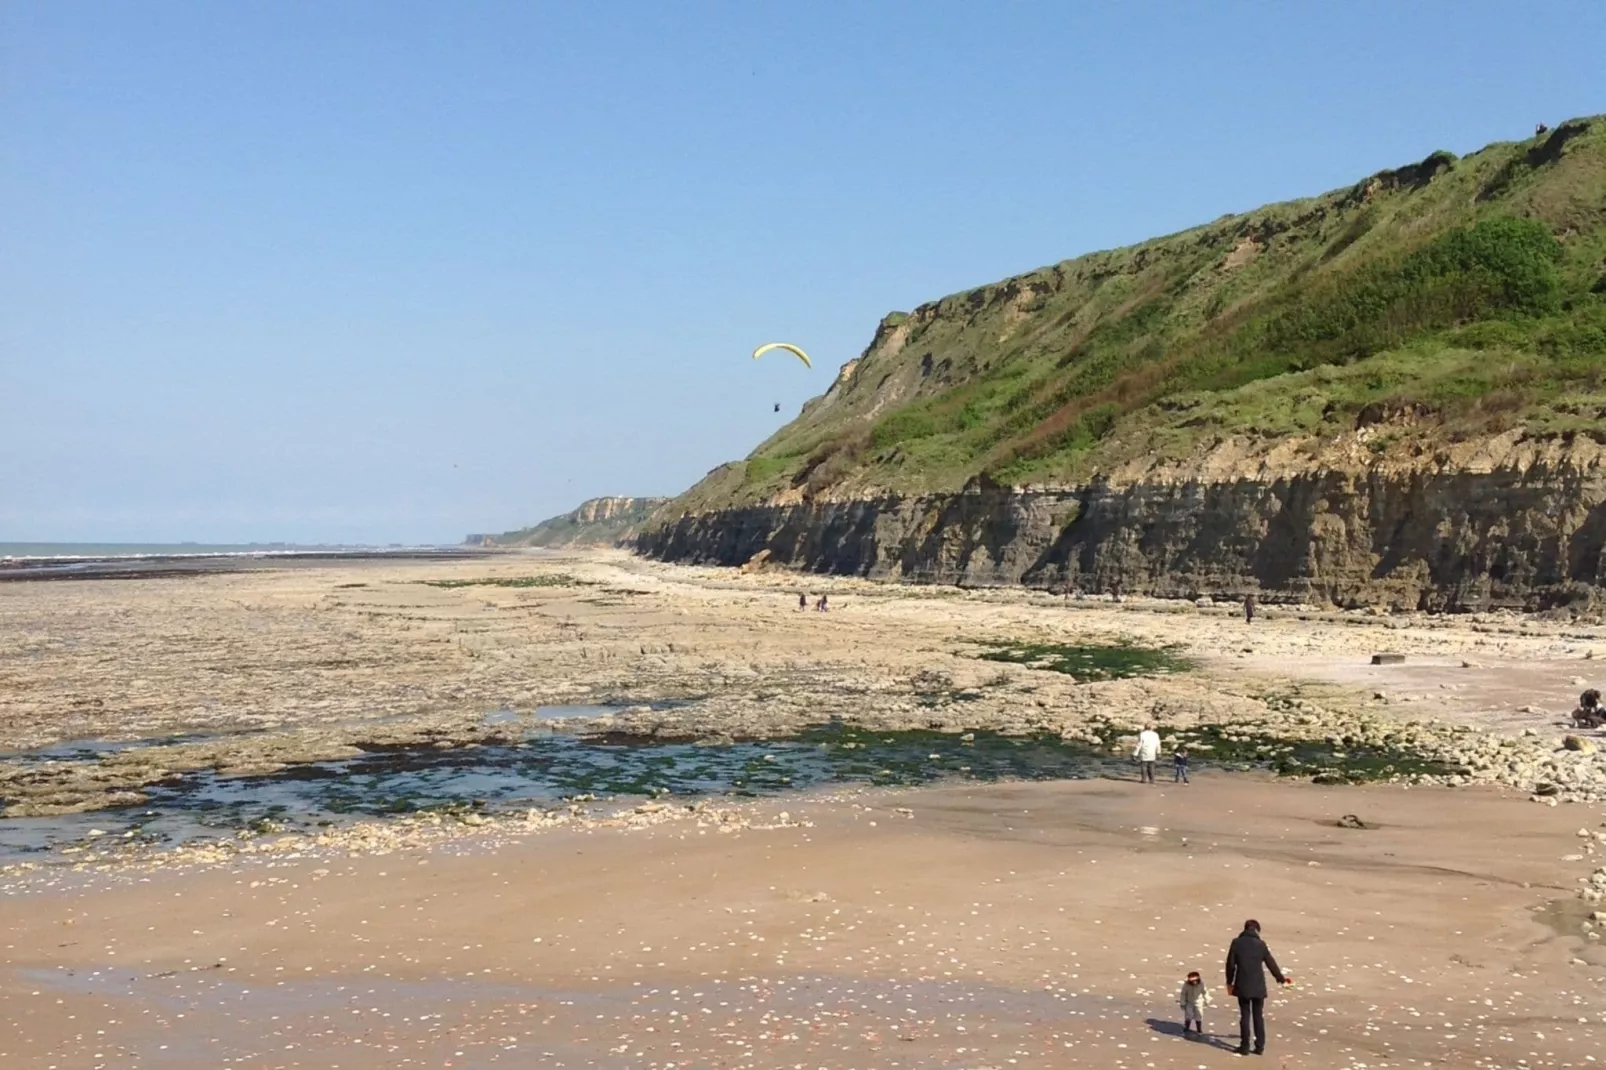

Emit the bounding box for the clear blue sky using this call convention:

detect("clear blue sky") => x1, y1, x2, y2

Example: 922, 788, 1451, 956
2, 1, 1601, 544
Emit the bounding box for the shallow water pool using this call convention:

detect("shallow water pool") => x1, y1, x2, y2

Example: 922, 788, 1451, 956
0, 725, 1118, 857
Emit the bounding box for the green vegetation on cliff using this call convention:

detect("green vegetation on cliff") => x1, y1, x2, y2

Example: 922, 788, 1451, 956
469, 497, 668, 549
679, 117, 1606, 510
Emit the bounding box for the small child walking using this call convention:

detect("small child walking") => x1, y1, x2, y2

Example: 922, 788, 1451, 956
1178, 970, 1212, 1035
1173, 746, 1190, 784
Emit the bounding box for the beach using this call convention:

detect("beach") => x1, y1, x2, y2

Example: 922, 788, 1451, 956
2, 550, 1605, 1067
2, 777, 1600, 1069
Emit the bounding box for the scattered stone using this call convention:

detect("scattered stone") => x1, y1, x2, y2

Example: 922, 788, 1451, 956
1565, 735, 1597, 753
1371, 653, 1406, 665
1335, 814, 1369, 829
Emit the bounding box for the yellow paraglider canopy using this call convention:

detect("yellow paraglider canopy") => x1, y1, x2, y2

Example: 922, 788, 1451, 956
752, 342, 812, 369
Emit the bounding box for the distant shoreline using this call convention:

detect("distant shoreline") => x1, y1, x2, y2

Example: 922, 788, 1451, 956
0, 546, 493, 582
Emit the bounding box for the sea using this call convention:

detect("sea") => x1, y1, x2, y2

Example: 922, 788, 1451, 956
0, 542, 387, 558
0, 542, 482, 580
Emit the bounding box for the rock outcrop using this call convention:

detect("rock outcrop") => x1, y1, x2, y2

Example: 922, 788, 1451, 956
638, 448, 1606, 612
471, 496, 668, 549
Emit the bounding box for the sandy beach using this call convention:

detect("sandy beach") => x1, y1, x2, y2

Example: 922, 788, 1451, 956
3, 550, 1606, 1067
2, 777, 1602, 1069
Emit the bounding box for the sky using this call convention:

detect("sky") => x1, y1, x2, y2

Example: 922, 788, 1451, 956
2, 1, 1602, 544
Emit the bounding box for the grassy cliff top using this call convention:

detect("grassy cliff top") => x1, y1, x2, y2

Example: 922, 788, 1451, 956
676, 117, 1606, 512
472, 497, 669, 549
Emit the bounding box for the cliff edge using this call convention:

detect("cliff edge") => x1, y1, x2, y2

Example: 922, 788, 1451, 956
639, 117, 1606, 611
470, 496, 669, 549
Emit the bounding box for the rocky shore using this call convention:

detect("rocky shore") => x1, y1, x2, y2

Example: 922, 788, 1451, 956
3, 549, 1606, 877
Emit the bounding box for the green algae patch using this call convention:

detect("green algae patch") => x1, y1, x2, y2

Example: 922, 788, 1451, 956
418, 574, 592, 590
973, 639, 1194, 681
1105, 722, 1464, 785
789, 723, 1110, 788
0, 718, 1473, 855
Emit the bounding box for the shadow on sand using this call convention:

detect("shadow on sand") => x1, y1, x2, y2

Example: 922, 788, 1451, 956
1144, 1017, 1240, 1052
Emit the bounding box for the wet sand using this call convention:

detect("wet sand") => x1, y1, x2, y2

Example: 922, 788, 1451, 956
2, 775, 1601, 1069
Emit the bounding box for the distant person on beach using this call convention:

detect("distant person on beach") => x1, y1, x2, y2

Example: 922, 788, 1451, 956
1133, 725, 1161, 783
817, 593, 829, 612
1178, 969, 1212, 1036
798, 592, 808, 611
1225, 919, 1291, 1056
1173, 745, 1190, 784
1244, 593, 1256, 624
1575, 688, 1603, 728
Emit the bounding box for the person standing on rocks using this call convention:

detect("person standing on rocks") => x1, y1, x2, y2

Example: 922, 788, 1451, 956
1133, 725, 1161, 784
1224, 919, 1291, 1056
1244, 593, 1256, 624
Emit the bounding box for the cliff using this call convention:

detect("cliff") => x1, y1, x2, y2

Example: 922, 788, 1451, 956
639, 117, 1606, 610
638, 435, 1606, 611
470, 497, 669, 549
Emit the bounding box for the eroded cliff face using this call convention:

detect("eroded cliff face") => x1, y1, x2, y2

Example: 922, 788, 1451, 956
472, 497, 670, 549
570, 497, 664, 526
637, 451, 1606, 612
639, 120, 1606, 608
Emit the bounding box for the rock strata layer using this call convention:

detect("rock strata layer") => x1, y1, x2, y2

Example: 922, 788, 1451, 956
638, 460, 1606, 612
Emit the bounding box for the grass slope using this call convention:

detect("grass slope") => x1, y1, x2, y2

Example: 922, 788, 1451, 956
478, 498, 668, 548
681, 117, 1606, 510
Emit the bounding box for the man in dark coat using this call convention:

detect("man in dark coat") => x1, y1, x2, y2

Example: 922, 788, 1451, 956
1225, 919, 1289, 1055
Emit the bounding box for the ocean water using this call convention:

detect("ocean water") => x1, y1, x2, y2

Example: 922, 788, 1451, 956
0, 542, 382, 560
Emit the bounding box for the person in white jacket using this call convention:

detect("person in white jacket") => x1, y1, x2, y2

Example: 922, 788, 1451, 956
1133, 725, 1161, 784
1178, 969, 1212, 1035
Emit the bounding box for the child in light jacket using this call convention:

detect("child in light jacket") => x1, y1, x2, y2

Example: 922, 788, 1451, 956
1179, 970, 1212, 1035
